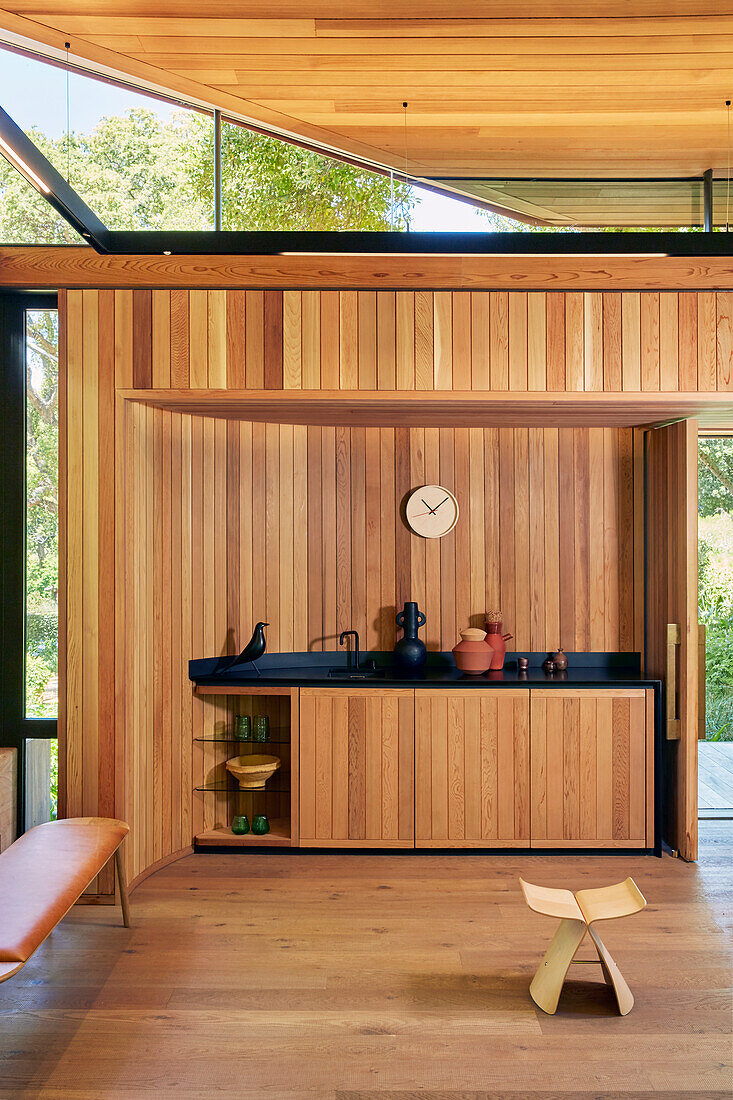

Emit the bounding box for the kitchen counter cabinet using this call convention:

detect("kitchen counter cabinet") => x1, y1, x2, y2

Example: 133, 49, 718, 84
299, 688, 414, 847
530, 689, 653, 848
297, 684, 655, 852
414, 690, 530, 847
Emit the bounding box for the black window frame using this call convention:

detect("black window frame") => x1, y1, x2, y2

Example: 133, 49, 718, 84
0, 290, 59, 837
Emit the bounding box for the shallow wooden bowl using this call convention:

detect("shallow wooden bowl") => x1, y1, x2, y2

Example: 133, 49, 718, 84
225, 754, 281, 790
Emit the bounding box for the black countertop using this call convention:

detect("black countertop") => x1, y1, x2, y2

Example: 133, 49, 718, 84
189, 651, 660, 691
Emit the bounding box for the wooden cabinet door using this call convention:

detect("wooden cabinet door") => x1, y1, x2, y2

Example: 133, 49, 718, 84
414, 690, 530, 847
299, 688, 414, 847
530, 689, 652, 849
645, 419, 698, 860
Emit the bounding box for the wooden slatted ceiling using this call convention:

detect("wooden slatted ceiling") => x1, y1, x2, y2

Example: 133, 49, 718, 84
437, 180, 709, 229
1, 6, 733, 187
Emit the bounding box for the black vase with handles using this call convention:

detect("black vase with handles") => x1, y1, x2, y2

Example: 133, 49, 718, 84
393, 601, 427, 672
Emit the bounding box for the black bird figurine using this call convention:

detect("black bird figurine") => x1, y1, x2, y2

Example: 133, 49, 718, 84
214, 622, 269, 677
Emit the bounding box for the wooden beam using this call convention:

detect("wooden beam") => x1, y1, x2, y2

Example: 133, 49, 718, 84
119, 388, 733, 427
4, 247, 733, 290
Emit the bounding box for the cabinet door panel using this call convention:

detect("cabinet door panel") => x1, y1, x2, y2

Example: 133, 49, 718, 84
415, 690, 530, 847
645, 420, 698, 859
299, 688, 414, 847
530, 689, 650, 848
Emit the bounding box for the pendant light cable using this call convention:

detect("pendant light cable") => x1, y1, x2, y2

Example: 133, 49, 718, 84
390, 168, 394, 229
721, 99, 726, 236
403, 101, 409, 231
65, 42, 70, 183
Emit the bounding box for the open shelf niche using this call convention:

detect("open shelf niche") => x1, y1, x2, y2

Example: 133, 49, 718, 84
192, 685, 298, 848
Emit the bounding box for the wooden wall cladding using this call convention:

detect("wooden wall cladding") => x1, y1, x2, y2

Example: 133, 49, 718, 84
124, 410, 637, 657
62, 286, 648, 888
114, 406, 637, 882
123, 288, 733, 393
61, 289, 116, 893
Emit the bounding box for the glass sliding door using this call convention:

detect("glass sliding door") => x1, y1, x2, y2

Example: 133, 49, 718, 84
0, 293, 59, 835
698, 435, 733, 822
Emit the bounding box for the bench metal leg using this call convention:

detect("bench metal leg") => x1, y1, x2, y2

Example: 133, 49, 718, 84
114, 846, 130, 928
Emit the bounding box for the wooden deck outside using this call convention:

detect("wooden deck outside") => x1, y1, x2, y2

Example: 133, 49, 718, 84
0, 825, 730, 1098
699, 741, 733, 817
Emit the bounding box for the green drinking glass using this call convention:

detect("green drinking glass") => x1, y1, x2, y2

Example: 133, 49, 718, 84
251, 815, 270, 835
234, 715, 252, 741
253, 715, 270, 743
231, 815, 250, 835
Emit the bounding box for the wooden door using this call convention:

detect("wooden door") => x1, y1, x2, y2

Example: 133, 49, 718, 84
530, 689, 652, 849
414, 690, 530, 847
299, 688, 414, 847
645, 420, 698, 859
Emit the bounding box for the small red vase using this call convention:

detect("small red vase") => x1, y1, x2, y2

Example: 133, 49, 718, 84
485, 621, 513, 670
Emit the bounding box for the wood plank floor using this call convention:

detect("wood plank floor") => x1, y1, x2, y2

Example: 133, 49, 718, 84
1, 825, 731, 1099
699, 742, 733, 814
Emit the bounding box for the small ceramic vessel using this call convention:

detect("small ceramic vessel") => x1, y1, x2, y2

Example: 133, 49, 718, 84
552, 648, 568, 671
452, 628, 492, 674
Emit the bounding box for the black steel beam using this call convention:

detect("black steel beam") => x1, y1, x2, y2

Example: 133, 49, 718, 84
104, 228, 732, 257
0, 106, 109, 251
214, 109, 222, 233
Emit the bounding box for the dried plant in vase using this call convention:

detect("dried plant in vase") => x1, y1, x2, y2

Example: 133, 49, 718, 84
484, 609, 513, 671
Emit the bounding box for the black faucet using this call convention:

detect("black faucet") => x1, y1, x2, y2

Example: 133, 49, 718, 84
339, 630, 360, 670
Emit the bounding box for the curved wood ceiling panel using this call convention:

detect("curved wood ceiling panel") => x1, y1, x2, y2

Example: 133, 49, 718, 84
0, 3, 732, 181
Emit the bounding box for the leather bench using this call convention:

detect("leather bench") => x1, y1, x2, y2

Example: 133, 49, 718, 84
0, 816, 130, 984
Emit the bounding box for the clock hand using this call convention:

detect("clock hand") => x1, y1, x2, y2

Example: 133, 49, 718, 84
421, 497, 438, 515
433, 496, 451, 510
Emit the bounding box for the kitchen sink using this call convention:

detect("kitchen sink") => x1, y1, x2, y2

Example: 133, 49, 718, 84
327, 666, 387, 680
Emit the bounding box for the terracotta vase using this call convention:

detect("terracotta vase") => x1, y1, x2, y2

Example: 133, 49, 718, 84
452, 628, 492, 674
485, 621, 513, 670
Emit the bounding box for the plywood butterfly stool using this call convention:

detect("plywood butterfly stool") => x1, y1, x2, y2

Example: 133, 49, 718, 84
519, 877, 647, 1016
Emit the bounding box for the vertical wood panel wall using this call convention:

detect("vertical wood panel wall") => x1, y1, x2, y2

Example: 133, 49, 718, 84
114, 406, 636, 885
124, 289, 732, 393
61, 284, 721, 889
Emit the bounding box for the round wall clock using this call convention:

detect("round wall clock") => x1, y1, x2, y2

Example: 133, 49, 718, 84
404, 485, 459, 539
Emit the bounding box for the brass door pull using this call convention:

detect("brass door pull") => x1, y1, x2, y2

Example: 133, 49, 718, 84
666, 623, 681, 741
698, 623, 706, 741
